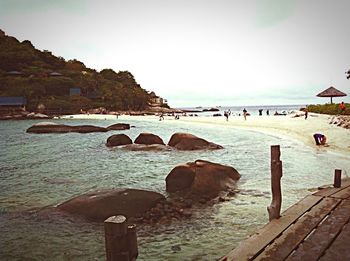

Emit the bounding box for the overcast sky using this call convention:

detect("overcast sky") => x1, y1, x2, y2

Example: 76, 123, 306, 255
1, 0, 349, 107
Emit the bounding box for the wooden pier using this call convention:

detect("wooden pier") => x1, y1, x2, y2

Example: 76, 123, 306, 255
221, 176, 350, 260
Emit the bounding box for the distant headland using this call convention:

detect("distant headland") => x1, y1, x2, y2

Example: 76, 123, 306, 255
0, 29, 177, 119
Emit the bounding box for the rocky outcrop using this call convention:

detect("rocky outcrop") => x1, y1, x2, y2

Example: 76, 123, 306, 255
106, 134, 132, 147
27, 122, 108, 133
132, 198, 193, 225
26, 122, 131, 133
168, 133, 223, 150
202, 107, 220, 112
107, 123, 130, 131
329, 115, 350, 129
134, 133, 165, 145
57, 188, 165, 221
0, 111, 51, 120
166, 160, 240, 197
26, 112, 50, 119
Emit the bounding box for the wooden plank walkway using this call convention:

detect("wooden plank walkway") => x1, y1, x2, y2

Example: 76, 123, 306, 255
220, 178, 350, 261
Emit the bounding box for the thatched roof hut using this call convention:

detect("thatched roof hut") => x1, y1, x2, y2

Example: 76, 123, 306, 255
316, 86, 347, 104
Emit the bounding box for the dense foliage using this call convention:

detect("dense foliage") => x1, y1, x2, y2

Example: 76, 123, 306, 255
0, 29, 152, 113
307, 103, 349, 115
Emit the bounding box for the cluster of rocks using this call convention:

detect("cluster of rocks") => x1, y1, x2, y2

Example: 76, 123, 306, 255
329, 115, 350, 129
107, 132, 223, 151
27, 122, 130, 133
132, 198, 193, 225
0, 111, 50, 120
56, 159, 241, 225
26, 123, 239, 225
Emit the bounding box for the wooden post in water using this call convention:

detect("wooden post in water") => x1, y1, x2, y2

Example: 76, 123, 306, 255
104, 215, 138, 261
334, 169, 342, 188
268, 145, 283, 221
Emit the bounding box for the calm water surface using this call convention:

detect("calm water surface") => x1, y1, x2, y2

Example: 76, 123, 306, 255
1, 117, 349, 260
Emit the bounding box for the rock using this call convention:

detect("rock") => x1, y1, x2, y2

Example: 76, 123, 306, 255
106, 134, 132, 147
182, 209, 192, 217
202, 107, 220, 112
27, 122, 132, 133
121, 144, 171, 151
171, 245, 182, 252
107, 123, 130, 131
165, 165, 196, 193
26, 112, 50, 119
134, 133, 165, 145
166, 160, 240, 197
57, 188, 165, 221
26, 123, 108, 133
168, 133, 223, 150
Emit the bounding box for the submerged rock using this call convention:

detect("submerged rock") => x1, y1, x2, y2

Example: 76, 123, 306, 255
121, 144, 171, 151
168, 133, 223, 150
166, 160, 240, 197
27, 122, 131, 134
106, 123, 130, 130
57, 188, 165, 221
27, 122, 108, 133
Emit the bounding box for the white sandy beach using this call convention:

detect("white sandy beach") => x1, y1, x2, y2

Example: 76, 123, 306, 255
60, 112, 350, 156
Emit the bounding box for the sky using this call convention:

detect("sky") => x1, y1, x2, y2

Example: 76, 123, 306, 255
1, 0, 349, 107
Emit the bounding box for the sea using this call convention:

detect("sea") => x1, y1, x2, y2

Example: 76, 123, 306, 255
177, 104, 305, 116
1, 105, 350, 261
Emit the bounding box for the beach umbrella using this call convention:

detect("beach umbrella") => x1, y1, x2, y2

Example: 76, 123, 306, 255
316, 86, 347, 104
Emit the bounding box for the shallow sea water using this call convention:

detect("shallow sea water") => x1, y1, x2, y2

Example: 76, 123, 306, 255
1, 117, 349, 260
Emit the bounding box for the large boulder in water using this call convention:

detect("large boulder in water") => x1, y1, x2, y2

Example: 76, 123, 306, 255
168, 133, 223, 150
107, 123, 130, 131
106, 134, 132, 147
134, 133, 165, 145
26, 122, 108, 133
57, 188, 165, 221
166, 160, 240, 197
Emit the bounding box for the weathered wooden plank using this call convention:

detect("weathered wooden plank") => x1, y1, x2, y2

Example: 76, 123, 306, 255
314, 178, 350, 197
330, 186, 350, 200
286, 199, 350, 261
255, 197, 341, 261
320, 223, 350, 261
320, 205, 350, 260
221, 195, 322, 261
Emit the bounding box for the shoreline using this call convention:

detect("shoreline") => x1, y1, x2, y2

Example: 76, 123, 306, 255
178, 113, 350, 156
57, 112, 350, 157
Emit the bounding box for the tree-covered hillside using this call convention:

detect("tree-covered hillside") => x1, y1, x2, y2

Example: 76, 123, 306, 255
0, 29, 157, 113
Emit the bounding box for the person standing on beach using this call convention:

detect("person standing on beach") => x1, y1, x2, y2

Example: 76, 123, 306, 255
159, 113, 164, 121
266, 109, 269, 116
243, 108, 247, 120
304, 108, 308, 120
224, 111, 229, 121
339, 102, 346, 114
